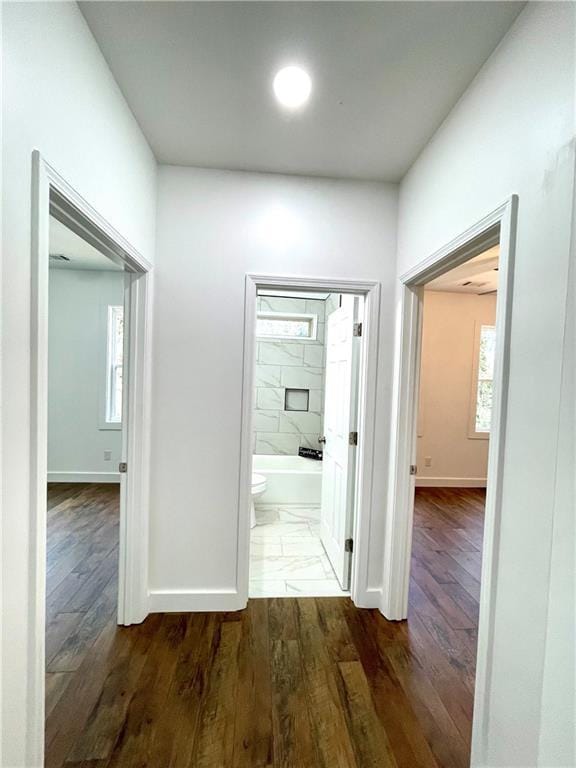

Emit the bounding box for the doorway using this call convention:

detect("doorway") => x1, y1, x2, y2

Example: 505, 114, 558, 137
28, 153, 153, 766
45, 213, 126, 724
249, 288, 363, 597
239, 275, 381, 607
410, 244, 500, 763
383, 196, 517, 765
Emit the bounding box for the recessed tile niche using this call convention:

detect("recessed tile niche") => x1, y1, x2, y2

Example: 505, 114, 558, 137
285, 388, 309, 412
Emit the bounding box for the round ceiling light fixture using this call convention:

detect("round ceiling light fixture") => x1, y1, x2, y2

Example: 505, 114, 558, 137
273, 66, 312, 109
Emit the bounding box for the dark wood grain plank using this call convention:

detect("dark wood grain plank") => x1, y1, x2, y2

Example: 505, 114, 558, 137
64, 616, 161, 763
271, 637, 318, 768
105, 614, 187, 768
191, 620, 242, 768
45, 484, 484, 768
296, 598, 358, 768
232, 601, 274, 768
337, 660, 399, 768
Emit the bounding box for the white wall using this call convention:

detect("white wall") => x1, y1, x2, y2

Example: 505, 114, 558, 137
394, 4, 575, 766
48, 269, 124, 480
537, 213, 575, 767
1, 3, 156, 764
417, 291, 496, 486
151, 166, 397, 603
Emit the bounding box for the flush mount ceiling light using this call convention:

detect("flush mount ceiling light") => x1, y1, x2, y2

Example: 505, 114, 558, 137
273, 66, 312, 109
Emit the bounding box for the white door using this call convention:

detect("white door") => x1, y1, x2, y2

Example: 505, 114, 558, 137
320, 295, 360, 590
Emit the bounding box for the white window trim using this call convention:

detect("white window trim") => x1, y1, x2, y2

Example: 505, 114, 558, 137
98, 302, 123, 431
468, 320, 495, 440
256, 310, 318, 341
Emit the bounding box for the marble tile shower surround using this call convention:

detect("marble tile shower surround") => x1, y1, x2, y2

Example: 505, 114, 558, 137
254, 295, 327, 455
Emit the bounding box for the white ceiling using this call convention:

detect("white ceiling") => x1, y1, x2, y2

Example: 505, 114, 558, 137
426, 245, 499, 294
79, 1, 523, 181
49, 217, 123, 271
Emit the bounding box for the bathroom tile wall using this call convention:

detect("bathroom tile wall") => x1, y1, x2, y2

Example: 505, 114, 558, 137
325, 292, 340, 316
254, 296, 326, 455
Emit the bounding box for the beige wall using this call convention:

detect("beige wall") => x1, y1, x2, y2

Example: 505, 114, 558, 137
416, 290, 497, 486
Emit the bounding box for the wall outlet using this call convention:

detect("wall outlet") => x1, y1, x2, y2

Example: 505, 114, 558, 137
104, 450, 112, 461
424, 456, 432, 467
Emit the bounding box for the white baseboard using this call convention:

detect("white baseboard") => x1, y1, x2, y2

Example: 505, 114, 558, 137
416, 476, 487, 488
355, 587, 382, 609
148, 588, 244, 613
47, 471, 120, 483
148, 586, 381, 613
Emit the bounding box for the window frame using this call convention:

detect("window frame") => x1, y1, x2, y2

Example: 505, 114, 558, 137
99, 302, 124, 430
256, 310, 318, 341
468, 320, 496, 439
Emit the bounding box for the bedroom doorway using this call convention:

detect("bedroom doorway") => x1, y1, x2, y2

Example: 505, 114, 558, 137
382, 197, 517, 765
29, 152, 153, 766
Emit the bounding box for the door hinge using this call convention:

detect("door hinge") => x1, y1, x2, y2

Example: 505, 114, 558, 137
353, 322, 363, 337
345, 538, 354, 553
410, 464, 417, 475
349, 431, 358, 446
119, 462, 128, 474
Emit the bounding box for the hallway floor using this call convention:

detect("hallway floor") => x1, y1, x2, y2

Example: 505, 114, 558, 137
249, 503, 347, 597
45, 485, 484, 768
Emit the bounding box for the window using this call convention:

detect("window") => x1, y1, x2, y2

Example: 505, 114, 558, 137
105, 305, 124, 424
256, 311, 317, 340
470, 323, 496, 437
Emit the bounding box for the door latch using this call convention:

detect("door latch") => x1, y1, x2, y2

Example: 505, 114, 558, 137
409, 464, 417, 475
119, 462, 128, 474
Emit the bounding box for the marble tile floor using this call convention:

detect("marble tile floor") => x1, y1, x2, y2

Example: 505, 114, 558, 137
249, 504, 349, 597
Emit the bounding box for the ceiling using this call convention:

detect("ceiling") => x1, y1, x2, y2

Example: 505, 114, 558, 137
49, 217, 123, 271
80, 2, 523, 181
426, 245, 499, 294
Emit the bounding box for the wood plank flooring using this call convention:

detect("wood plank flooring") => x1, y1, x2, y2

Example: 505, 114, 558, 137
46, 484, 485, 768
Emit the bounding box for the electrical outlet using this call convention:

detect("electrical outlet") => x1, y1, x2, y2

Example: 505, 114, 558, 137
424, 456, 432, 467
104, 450, 112, 461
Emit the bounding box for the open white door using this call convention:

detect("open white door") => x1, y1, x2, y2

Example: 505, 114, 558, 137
320, 295, 360, 590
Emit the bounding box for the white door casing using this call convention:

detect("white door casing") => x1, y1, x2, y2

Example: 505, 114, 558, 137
320, 295, 360, 589
28, 152, 153, 766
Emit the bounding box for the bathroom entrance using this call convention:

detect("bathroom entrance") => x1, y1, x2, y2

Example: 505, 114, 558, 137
247, 285, 365, 598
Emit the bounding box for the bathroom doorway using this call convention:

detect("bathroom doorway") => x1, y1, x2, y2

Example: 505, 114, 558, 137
240, 276, 379, 604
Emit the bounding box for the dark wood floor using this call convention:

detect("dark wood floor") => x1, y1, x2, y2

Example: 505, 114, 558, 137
46, 484, 484, 768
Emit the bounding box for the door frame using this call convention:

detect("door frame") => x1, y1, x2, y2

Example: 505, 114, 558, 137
28, 151, 153, 765
238, 274, 381, 607
381, 196, 518, 766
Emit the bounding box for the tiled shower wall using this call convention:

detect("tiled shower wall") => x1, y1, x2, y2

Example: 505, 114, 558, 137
254, 295, 326, 455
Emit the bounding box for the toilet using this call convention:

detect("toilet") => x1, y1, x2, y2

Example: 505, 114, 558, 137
251, 473, 267, 528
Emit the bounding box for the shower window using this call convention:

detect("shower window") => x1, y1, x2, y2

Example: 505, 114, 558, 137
256, 311, 318, 341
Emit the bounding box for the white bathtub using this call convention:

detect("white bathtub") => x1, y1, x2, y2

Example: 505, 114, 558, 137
252, 454, 322, 505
